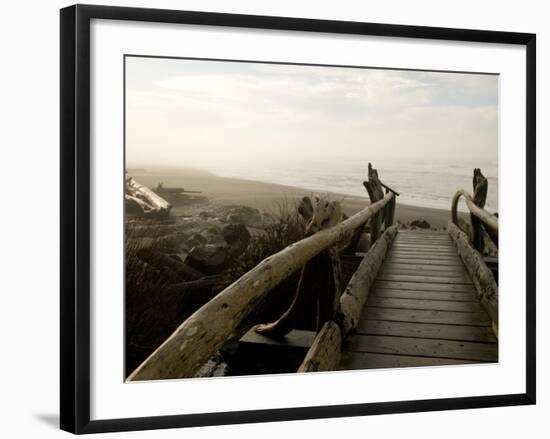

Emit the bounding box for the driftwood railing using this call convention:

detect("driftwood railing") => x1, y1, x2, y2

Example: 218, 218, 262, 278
448, 168, 499, 334
129, 163, 398, 380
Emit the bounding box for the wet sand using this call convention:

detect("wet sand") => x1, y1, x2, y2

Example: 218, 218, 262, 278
129, 167, 452, 229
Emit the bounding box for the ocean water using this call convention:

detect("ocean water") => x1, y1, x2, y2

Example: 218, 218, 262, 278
204, 156, 498, 213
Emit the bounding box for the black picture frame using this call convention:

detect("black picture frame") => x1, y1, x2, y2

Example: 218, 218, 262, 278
60, 4, 536, 434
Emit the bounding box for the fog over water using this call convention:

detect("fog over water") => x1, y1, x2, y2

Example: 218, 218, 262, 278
196, 156, 499, 213
126, 57, 499, 212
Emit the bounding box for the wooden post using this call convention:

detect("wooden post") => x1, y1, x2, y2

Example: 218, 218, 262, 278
363, 163, 385, 242
471, 168, 488, 252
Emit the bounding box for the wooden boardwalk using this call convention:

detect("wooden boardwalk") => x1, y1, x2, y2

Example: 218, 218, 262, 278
128, 165, 499, 381
340, 230, 498, 370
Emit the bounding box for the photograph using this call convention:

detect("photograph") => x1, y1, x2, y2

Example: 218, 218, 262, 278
124, 56, 500, 381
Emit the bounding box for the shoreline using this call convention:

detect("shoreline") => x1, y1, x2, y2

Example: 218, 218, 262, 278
128, 168, 455, 229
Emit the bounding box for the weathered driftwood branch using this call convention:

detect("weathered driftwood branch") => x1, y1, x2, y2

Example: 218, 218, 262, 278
448, 221, 498, 334
128, 191, 395, 381
298, 321, 342, 373
336, 225, 398, 337
451, 190, 498, 243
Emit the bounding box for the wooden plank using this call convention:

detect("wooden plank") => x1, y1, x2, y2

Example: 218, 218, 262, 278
387, 256, 461, 264
345, 335, 498, 361
378, 270, 471, 284
384, 257, 465, 267
398, 231, 450, 235
395, 238, 451, 243
366, 297, 484, 313
394, 244, 453, 248
398, 237, 450, 241
235, 329, 316, 375
395, 244, 452, 247
383, 262, 467, 273
391, 245, 456, 250
389, 252, 461, 260
388, 253, 460, 260
373, 288, 477, 302
380, 271, 470, 282
396, 238, 451, 243
395, 237, 452, 240
390, 250, 457, 256
390, 248, 458, 255
363, 307, 492, 326
239, 329, 316, 348
393, 242, 454, 247
376, 273, 473, 285
356, 319, 497, 342
391, 249, 456, 255
380, 267, 468, 278
392, 243, 456, 248
395, 241, 452, 246
394, 243, 452, 247
340, 352, 480, 370
392, 249, 456, 252
374, 280, 475, 293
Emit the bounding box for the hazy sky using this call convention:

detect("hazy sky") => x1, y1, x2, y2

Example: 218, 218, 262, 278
125, 56, 498, 169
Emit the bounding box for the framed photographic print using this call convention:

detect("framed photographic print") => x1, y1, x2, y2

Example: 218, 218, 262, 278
60, 4, 536, 434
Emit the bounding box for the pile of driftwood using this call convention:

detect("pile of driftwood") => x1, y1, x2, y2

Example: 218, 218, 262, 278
125, 177, 172, 218
125, 218, 254, 376
153, 182, 209, 205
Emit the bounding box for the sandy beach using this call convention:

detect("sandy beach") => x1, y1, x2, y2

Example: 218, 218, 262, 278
129, 167, 452, 229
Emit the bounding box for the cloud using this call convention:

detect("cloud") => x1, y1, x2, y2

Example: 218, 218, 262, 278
125, 58, 498, 166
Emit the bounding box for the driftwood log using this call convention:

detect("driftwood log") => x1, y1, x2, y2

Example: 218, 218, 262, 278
128, 191, 395, 381
299, 211, 398, 374
136, 248, 202, 282
126, 177, 172, 218
448, 221, 498, 335
298, 321, 342, 373
336, 225, 398, 336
